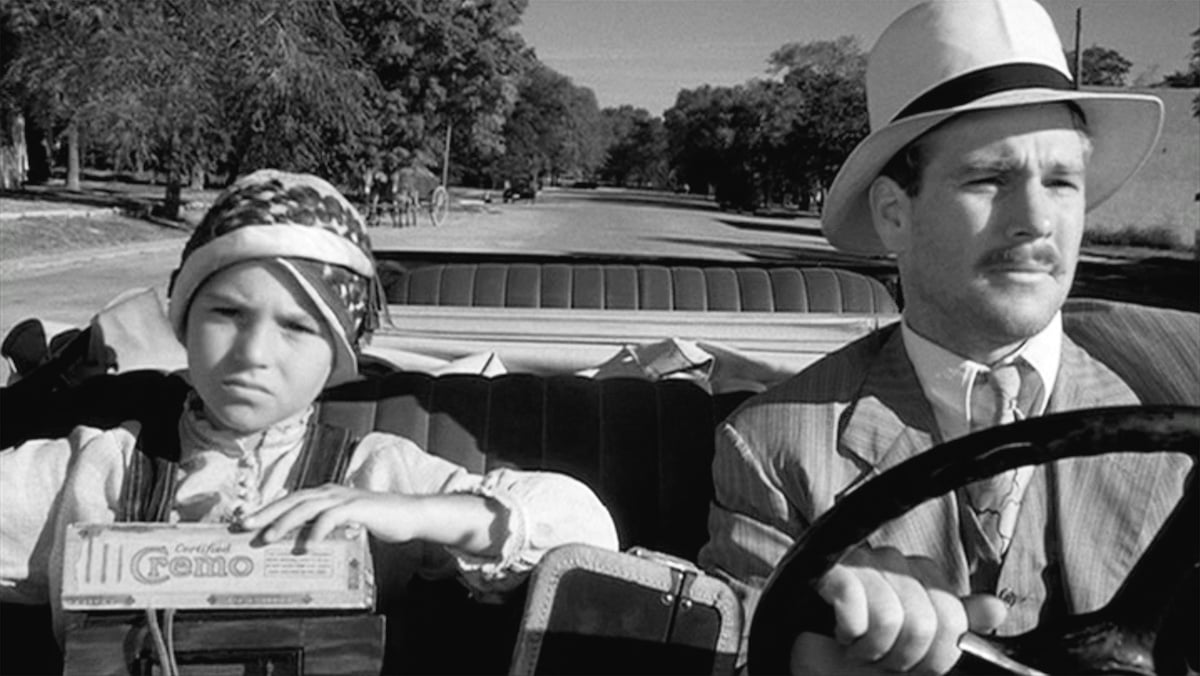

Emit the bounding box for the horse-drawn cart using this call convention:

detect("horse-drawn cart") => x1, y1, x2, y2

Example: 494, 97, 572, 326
362, 165, 449, 228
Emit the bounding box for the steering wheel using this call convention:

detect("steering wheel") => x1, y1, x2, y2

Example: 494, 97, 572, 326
747, 405, 1198, 675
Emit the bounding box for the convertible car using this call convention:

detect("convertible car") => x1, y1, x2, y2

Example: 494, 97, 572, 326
1, 188, 1196, 675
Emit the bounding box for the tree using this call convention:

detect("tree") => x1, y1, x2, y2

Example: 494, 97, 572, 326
0, 3, 44, 183
2, 0, 123, 190
600, 106, 667, 188
338, 0, 529, 181
767, 35, 864, 80
496, 59, 604, 185
664, 85, 729, 196
1066, 45, 1133, 87
663, 37, 868, 211
3, 0, 378, 215
1156, 27, 1200, 118
214, 0, 378, 185
555, 85, 606, 181
664, 83, 770, 208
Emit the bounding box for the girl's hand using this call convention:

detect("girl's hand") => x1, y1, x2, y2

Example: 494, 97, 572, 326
238, 483, 505, 556
238, 484, 423, 550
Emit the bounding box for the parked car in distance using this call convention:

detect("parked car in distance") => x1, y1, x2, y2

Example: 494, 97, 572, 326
503, 179, 538, 202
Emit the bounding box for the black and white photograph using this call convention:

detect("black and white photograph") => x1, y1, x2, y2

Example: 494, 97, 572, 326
1, 1, 1197, 674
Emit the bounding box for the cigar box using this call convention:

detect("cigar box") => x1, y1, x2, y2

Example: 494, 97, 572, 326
61, 522, 375, 611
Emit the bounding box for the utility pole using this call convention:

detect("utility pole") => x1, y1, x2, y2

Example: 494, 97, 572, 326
1073, 7, 1083, 89
442, 122, 452, 188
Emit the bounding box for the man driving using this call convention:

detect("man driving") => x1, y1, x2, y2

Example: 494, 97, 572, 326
697, 0, 1191, 673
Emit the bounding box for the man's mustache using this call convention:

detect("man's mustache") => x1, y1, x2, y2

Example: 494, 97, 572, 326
978, 243, 1062, 270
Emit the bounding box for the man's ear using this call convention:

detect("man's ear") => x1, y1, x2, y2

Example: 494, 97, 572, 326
868, 176, 911, 255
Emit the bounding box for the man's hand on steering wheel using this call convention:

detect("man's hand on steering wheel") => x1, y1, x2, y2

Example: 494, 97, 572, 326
793, 546, 1007, 675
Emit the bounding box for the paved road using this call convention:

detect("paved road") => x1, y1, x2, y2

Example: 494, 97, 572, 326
370, 188, 841, 263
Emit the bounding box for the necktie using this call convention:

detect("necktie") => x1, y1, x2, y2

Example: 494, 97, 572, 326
960, 360, 1038, 587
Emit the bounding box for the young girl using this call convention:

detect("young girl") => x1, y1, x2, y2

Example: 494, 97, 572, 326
0, 170, 619, 642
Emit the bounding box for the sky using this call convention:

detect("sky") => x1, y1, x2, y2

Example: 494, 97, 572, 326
516, 0, 1200, 116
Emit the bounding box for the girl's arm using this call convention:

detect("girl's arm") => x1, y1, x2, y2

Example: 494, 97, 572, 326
238, 487, 507, 558
240, 432, 619, 592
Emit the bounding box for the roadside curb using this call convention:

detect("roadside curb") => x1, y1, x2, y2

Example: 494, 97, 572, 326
0, 238, 185, 278
0, 206, 124, 221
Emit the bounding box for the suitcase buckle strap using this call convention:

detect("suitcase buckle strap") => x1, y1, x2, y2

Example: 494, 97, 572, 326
657, 561, 700, 642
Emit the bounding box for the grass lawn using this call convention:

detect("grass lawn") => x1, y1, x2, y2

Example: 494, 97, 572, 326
0, 212, 188, 261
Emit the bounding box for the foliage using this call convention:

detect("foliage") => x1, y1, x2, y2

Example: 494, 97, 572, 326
338, 0, 529, 180
767, 35, 863, 80
1154, 27, 1199, 118
664, 36, 868, 210
559, 85, 606, 180
493, 58, 603, 185
1066, 45, 1132, 87
3, 0, 532, 209
663, 85, 734, 196
1, 0, 122, 188
599, 105, 668, 188
215, 0, 379, 182
771, 38, 868, 201
3, 0, 379, 213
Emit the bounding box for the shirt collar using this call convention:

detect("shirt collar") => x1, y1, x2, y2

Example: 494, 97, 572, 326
902, 312, 1062, 441
179, 391, 313, 459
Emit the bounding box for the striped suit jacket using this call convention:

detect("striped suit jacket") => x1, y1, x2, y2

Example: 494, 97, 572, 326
698, 319, 1191, 638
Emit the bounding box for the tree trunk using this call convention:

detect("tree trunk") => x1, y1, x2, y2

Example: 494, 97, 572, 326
24, 122, 50, 184
3, 112, 29, 188
163, 169, 183, 221
66, 122, 81, 191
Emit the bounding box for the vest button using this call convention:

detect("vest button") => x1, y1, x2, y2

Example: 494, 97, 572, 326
998, 588, 1018, 606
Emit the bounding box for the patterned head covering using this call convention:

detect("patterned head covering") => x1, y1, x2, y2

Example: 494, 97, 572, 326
168, 169, 384, 385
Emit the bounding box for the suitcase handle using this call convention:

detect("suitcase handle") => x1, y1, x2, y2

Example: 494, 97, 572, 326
626, 546, 701, 575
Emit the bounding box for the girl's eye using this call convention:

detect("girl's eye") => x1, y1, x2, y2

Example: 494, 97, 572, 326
284, 320, 320, 335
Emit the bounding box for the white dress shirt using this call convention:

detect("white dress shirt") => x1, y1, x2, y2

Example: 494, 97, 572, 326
901, 313, 1063, 443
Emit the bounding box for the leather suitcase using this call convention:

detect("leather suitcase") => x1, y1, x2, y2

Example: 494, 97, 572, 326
510, 544, 742, 675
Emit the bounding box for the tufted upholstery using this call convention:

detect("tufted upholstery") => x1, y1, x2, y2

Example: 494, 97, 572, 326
319, 373, 751, 560
382, 263, 899, 314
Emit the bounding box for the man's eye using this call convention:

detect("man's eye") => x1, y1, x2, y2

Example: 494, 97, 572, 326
1048, 177, 1081, 191
211, 306, 241, 318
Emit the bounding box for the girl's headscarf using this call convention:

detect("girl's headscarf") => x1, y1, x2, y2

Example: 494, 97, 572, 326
168, 170, 384, 385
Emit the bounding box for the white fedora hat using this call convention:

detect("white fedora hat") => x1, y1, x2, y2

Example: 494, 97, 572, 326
822, 0, 1164, 256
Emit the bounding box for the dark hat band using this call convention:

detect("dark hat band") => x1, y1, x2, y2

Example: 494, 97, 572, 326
892, 63, 1073, 122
